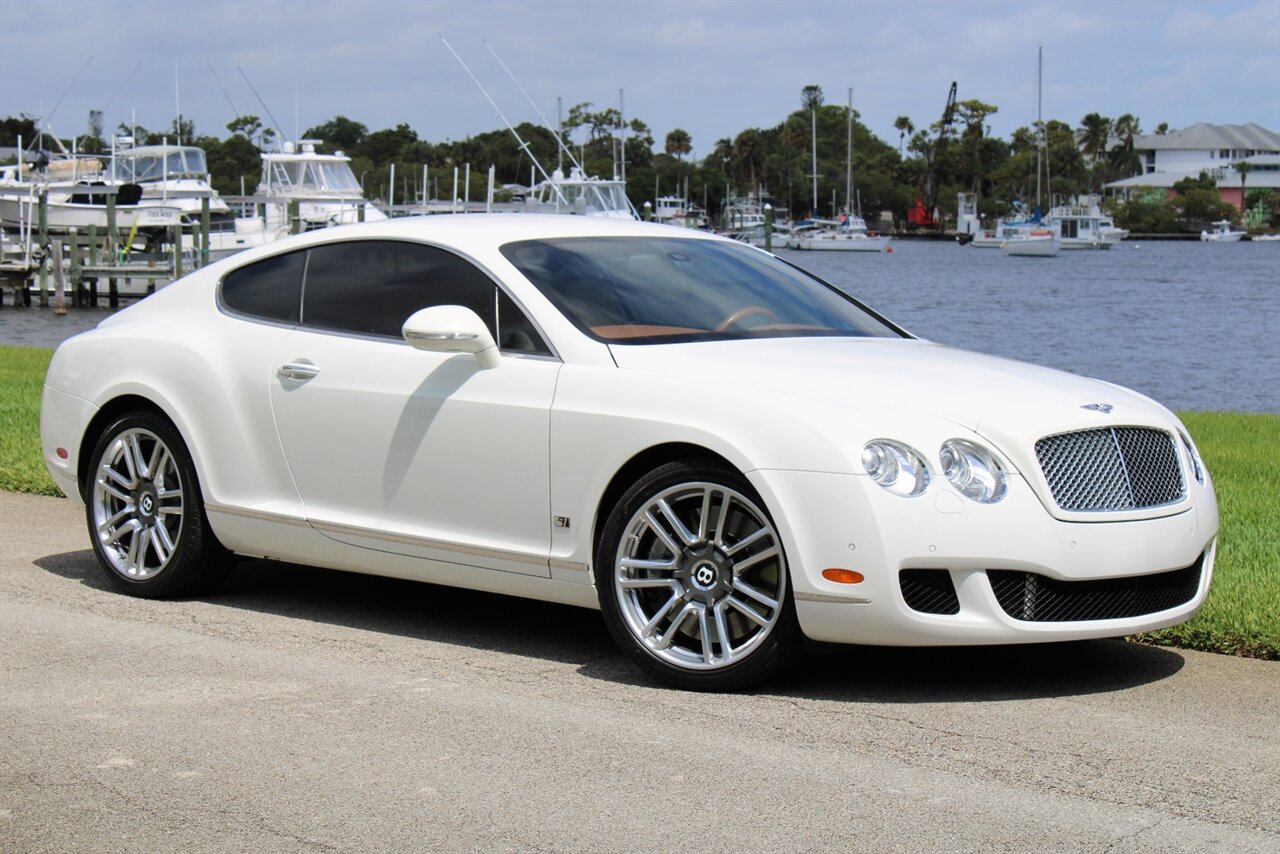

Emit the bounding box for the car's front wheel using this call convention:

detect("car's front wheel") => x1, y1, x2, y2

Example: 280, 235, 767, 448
596, 459, 801, 691
86, 412, 231, 598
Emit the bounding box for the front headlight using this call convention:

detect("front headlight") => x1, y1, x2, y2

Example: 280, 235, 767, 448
861, 440, 930, 497
1178, 429, 1205, 485
939, 439, 1007, 503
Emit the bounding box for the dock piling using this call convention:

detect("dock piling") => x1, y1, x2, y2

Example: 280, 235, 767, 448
37, 191, 49, 307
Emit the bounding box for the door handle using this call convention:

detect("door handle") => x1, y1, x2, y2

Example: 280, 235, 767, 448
278, 361, 319, 380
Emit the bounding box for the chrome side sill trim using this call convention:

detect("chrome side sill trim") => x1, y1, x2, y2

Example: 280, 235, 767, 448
206, 502, 310, 527
311, 518, 548, 568
795, 592, 871, 605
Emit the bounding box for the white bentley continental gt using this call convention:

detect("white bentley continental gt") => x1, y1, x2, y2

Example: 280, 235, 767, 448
41, 215, 1218, 690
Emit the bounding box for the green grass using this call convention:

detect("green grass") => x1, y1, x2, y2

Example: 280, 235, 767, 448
0, 345, 58, 496
1, 344, 1276, 658
1132, 412, 1280, 659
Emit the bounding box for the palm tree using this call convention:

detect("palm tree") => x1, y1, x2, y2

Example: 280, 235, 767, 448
1078, 112, 1112, 188
893, 116, 914, 158
1235, 160, 1252, 224
1109, 114, 1142, 177
664, 128, 692, 161
732, 129, 765, 192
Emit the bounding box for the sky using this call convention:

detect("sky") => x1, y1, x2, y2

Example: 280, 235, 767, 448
1, 0, 1277, 158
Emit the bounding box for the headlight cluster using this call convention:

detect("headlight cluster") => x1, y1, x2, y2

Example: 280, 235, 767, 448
862, 438, 1007, 504
1178, 429, 1205, 485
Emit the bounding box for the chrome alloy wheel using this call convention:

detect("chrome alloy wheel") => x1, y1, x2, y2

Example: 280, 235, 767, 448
613, 482, 787, 671
91, 427, 185, 580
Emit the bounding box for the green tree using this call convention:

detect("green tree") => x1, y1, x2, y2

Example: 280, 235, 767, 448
1108, 114, 1142, 176
1078, 112, 1112, 188
664, 128, 692, 160
800, 85, 824, 111
303, 115, 368, 152
893, 116, 913, 158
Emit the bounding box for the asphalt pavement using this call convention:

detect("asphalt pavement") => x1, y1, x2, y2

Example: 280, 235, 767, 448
2, 490, 1277, 853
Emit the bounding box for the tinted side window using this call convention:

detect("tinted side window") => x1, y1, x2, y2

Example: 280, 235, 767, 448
498, 290, 553, 356
220, 249, 305, 323
302, 241, 494, 339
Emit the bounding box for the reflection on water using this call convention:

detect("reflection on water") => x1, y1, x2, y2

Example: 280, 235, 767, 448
2, 240, 1277, 412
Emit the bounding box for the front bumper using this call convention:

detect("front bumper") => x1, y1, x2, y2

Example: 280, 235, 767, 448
748, 468, 1217, 646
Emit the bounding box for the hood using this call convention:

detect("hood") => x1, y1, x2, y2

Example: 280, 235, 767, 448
608, 337, 1175, 447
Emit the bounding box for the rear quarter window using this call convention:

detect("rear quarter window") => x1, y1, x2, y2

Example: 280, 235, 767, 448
220, 250, 306, 323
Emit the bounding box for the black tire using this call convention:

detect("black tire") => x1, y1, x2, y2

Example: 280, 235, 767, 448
84, 411, 232, 598
595, 458, 802, 691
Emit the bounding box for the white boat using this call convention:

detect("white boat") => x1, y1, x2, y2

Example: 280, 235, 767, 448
723, 197, 776, 246
0, 154, 184, 233
1200, 220, 1246, 242
1252, 233, 1280, 242
1047, 195, 1123, 249
523, 167, 636, 219
789, 216, 890, 252
653, 195, 707, 229
258, 140, 387, 233
1003, 228, 1060, 257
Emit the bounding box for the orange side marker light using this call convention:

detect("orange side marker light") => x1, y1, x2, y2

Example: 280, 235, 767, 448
822, 568, 864, 584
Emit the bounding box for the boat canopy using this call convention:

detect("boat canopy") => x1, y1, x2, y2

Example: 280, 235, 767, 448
113, 146, 208, 183
262, 158, 362, 196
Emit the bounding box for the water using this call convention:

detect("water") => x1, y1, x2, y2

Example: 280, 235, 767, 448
2, 240, 1277, 412
778, 240, 1280, 414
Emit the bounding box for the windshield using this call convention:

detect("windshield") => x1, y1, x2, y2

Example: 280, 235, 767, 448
501, 236, 903, 344
115, 149, 207, 182
268, 159, 361, 193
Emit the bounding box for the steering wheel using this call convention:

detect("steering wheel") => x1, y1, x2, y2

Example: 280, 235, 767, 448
714, 305, 780, 333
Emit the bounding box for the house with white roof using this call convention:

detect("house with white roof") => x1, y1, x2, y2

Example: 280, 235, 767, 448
1105, 123, 1280, 213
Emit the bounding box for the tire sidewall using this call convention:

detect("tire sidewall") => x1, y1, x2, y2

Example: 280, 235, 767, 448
594, 458, 801, 691
85, 411, 220, 598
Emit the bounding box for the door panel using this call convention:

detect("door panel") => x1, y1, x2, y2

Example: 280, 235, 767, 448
269, 329, 559, 576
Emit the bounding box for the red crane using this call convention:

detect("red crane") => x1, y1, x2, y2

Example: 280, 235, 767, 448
907, 81, 958, 230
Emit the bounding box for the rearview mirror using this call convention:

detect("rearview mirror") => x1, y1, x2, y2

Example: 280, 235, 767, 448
402, 305, 500, 369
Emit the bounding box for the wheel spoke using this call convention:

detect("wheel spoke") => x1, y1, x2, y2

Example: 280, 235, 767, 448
732, 577, 779, 611
711, 492, 731, 547
155, 522, 177, 557
116, 437, 137, 484
154, 448, 172, 485
656, 498, 698, 546
724, 525, 770, 557
125, 525, 145, 574
654, 603, 697, 650
732, 545, 779, 575
696, 488, 715, 542
146, 440, 164, 481
103, 517, 140, 546
150, 525, 171, 565
98, 477, 132, 503
620, 556, 677, 572
697, 605, 714, 664
643, 510, 682, 557
726, 596, 769, 627
642, 591, 683, 639
713, 600, 735, 659
98, 507, 133, 533
103, 463, 134, 492
126, 434, 148, 482
620, 576, 681, 591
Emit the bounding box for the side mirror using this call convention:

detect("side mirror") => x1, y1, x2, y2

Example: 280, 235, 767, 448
402, 305, 500, 369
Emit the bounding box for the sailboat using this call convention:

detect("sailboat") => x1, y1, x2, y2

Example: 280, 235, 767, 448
791, 88, 891, 253
1005, 48, 1060, 258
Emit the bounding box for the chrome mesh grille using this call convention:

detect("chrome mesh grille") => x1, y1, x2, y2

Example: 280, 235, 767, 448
1035, 427, 1184, 512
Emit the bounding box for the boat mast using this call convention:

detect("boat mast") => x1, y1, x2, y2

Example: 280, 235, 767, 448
442, 37, 567, 205
810, 105, 818, 216
1035, 46, 1042, 219
845, 87, 852, 217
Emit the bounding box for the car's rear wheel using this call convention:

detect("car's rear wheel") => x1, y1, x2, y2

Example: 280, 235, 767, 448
86, 412, 231, 598
596, 459, 801, 691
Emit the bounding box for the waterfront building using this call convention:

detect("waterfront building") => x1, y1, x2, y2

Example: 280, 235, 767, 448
1105, 123, 1280, 213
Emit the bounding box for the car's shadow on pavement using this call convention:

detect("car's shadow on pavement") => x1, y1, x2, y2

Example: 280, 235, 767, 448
37, 549, 1185, 702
